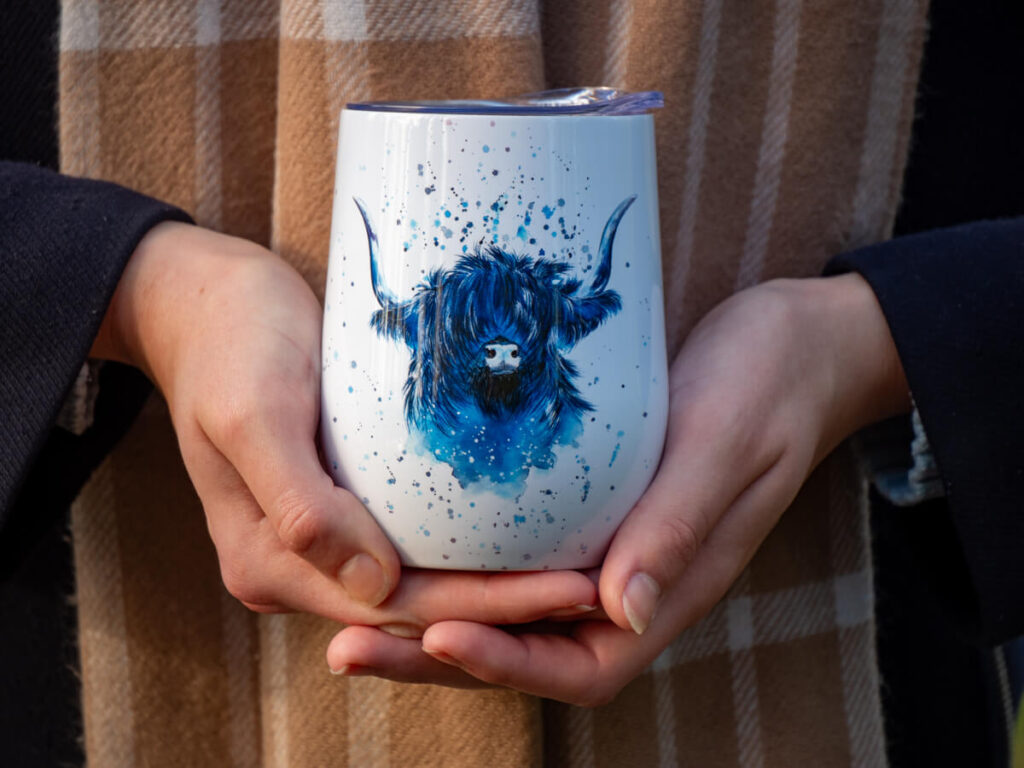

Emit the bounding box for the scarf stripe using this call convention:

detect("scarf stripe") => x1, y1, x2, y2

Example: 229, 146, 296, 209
602, 0, 635, 86
347, 677, 392, 766
194, 1, 223, 229
650, 652, 681, 767
727, 573, 766, 768
667, 0, 722, 349
850, 0, 923, 247
261, 613, 290, 768
72, 474, 137, 766
734, 0, 803, 290
218, 592, 261, 768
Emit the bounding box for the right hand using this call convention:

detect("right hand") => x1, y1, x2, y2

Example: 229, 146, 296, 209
90, 221, 597, 632
328, 274, 911, 700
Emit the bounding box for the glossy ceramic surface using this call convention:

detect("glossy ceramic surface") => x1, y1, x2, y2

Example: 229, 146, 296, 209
321, 108, 668, 569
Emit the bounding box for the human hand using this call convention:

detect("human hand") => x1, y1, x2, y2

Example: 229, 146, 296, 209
91, 222, 598, 632
325, 274, 910, 701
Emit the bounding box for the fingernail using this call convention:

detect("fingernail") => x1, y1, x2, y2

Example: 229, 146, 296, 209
338, 553, 390, 606
622, 572, 661, 635
548, 604, 598, 618
422, 646, 466, 670
329, 663, 369, 677
380, 622, 424, 639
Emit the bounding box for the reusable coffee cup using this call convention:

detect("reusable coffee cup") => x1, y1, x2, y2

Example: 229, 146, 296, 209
321, 88, 668, 570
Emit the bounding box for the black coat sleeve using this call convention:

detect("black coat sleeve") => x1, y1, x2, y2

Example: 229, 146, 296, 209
826, 217, 1024, 644
0, 161, 191, 522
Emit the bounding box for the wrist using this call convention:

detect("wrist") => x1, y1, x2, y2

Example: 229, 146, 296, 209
89, 221, 181, 376
812, 272, 911, 449
90, 221, 215, 391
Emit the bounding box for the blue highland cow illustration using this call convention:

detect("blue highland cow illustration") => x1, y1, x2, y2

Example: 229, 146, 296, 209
354, 195, 635, 493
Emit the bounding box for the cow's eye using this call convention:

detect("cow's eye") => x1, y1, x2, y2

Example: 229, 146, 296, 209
486, 348, 496, 358
510, 349, 519, 358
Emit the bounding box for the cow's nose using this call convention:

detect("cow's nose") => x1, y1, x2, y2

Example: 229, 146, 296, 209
484, 341, 521, 373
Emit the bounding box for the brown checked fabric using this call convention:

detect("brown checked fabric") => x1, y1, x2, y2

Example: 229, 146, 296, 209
60, 1, 928, 765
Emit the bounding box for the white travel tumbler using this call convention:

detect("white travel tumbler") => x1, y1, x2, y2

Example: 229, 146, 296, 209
321, 89, 668, 569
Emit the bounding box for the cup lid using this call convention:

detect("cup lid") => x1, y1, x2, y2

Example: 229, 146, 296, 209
346, 87, 664, 116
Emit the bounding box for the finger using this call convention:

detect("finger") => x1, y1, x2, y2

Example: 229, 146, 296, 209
610, 452, 809, 643
206, 396, 401, 607
194, 450, 598, 628
326, 626, 487, 688
207, 496, 358, 621
324, 568, 599, 636
222, 546, 599, 631
182, 432, 370, 619
661, 453, 810, 602
597, 418, 781, 634
189, 414, 599, 627
421, 464, 810, 705
421, 621, 641, 706
545, 606, 608, 622
378, 568, 598, 627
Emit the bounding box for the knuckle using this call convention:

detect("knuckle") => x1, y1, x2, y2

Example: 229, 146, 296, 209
655, 514, 702, 569
209, 389, 263, 446
220, 555, 273, 607
275, 490, 330, 557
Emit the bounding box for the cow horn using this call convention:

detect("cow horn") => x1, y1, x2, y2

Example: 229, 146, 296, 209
589, 194, 636, 295
354, 197, 399, 307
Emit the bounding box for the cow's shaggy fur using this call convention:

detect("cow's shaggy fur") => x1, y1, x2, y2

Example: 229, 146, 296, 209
359, 196, 633, 491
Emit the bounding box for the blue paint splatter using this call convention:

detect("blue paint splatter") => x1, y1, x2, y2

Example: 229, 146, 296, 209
609, 443, 621, 467
516, 224, 528, 241
542, 205, 555, 219
482, 145, 490, 153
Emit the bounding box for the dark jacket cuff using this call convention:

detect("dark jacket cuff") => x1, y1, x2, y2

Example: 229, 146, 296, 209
825, 217, 1024, 643
0, 161, 191, 520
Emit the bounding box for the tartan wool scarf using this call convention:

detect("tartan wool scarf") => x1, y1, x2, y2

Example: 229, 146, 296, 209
60, 1, 928, 765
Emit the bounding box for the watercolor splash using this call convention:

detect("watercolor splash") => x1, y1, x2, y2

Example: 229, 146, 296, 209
354, 195, 636, 494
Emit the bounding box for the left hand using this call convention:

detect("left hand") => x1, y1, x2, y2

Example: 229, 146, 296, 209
90, 222, 599, 637
325, 274, 911, 701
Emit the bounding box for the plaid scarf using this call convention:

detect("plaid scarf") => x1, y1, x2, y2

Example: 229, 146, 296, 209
60, 1, 928, 765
